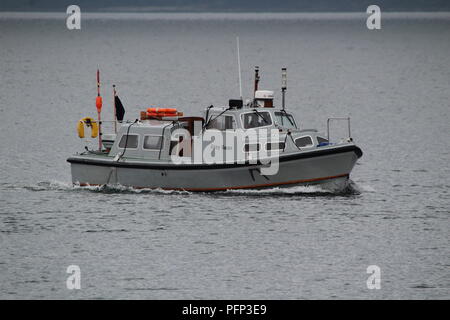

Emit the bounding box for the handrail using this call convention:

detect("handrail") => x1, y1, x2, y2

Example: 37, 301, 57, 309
79, 120, 127, 123
327, 117, 351, 142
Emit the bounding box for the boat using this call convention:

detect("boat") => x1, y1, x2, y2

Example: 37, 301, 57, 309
67, 67, 362, 191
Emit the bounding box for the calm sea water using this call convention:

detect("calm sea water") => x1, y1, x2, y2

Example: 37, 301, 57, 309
0, 13, 449, 299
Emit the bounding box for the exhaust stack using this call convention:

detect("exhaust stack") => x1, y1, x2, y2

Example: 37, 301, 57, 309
254, 66, 260, 98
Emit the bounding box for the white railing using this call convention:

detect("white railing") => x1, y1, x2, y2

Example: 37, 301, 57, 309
327, 117, 352, 142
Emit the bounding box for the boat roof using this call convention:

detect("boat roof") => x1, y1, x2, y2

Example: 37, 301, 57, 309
208, 105, 290, 113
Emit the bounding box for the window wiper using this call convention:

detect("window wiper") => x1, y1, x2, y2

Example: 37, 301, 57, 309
204, 106, 231, 130
285, 115, 295, 127
203, 105, 214, 130
252, 109, 270, 125
280, 110, 295, 127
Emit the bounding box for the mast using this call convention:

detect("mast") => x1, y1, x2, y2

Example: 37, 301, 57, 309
96, 69, 103, 151
281, 67, 287, 110
113, 84, 117, 133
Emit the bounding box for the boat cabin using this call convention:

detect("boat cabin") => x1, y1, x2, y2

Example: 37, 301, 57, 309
105, 92, 330, 162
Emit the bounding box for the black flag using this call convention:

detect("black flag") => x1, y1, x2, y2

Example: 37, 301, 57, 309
115, 96, 125, 121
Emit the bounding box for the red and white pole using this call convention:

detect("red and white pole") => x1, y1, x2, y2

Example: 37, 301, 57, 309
96, 69, 103, 151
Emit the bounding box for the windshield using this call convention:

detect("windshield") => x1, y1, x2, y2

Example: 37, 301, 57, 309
241, 111, 272, 129
274, 112, 297, 129
205, 114, 236, 130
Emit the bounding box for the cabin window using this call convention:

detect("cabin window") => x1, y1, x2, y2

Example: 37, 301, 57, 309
244, 143, 260, 152
206, 115, 236, 130
242, 111, 272, 129
317, 136, 329, 145
274, 112, 297, 129
266, 142, 286, 151
295, 136, 313, 148
118, 134, 138, 149
143, 135, 162, 150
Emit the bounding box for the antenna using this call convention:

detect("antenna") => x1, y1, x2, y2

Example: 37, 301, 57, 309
236, 36, 243, 100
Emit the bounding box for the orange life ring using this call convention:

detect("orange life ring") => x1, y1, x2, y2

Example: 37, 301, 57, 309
146, 107, 178, 117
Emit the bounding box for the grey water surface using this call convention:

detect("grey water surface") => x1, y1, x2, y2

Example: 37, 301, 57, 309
0, 13, 449, 299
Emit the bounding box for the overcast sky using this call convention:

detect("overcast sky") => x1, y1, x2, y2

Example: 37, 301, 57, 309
1, 0, 450, 12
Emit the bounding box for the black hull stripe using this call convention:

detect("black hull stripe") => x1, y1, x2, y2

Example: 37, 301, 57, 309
67, 145, 362, 170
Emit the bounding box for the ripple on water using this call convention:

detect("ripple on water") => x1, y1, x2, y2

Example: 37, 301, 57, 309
22, 179, 374, 198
